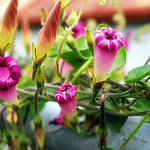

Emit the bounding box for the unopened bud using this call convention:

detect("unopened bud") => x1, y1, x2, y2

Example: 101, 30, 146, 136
33, 116, 45, 149
35, 67, 45, 93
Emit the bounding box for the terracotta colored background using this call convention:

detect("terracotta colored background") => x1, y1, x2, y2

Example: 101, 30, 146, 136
1, 0, 150, 25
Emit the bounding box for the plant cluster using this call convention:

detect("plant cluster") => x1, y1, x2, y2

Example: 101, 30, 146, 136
0, 0, 150, 150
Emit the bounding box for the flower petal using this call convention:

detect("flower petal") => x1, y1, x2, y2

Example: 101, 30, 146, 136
0, 86, 17, 103
0, 67, 10, 81
58, 58, 72, 78
50, 111, 65, 126
60, 97, 77, 117
55, 83, 77, 117
94, 27, 125, 82
72, 20, 86, 39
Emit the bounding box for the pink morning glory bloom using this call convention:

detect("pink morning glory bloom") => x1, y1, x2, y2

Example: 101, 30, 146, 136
94, 27, 125, 82
58, 58, 72, 78
0, 56, 20, 103
72, 20, 86, 39
55, 83, 77, 117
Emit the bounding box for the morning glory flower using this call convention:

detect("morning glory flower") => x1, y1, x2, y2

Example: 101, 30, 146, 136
0, 56, 20, 103
94, 27, 125, 82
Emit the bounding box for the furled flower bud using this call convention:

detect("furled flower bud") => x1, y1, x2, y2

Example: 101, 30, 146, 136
33, 116, 45, 149
55, 83, 77, 117
58, 58, 72, 78
0, 56, 20, 103
35, 1, 61, 62
94, 27, 125, 82
0, 0, 18, 53
72, 20, 86, 39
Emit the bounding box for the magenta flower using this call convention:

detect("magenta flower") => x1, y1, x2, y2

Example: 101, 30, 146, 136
72, 20, 86, 39
55, 83, 77, 117
58, 58, 72, 78
0, 56, 20, 103
94, 27, 125, 82
50, 112, 65, 126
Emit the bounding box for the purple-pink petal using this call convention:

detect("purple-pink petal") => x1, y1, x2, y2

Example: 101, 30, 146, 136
94, 27, 125, 82
72, 20, 86, 39
50, 112, 65, 126
58, 58, 72, 78
0, 86, 17, 103
55, 83, 77, 117
0, 56, 20, 103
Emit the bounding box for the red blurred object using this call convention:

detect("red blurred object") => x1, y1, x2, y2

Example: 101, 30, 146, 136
2, 0, 150, 26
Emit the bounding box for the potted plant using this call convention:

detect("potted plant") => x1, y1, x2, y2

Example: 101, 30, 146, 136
0, 0, 150, 150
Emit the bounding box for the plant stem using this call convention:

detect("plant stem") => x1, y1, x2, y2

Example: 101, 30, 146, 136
17, 88, 148, 117
71, 57, 93, 84
99, 94, 107, 148
106, 79, 129, 90
34, 89, 39, 116
77, 102, 148, 117
145, 76, 150, 82
123, 99, 136, 109
0, 105, 6, 130
17, 88, 54, 101
23, 105, 30, 124
137, 81, 150, 90
74, 48, 89, 60
119, 111, 150, 150
107, 88, 132, 98
56, 0, 87, 76
144, 56, 150, 65
91, 88, 99, 105
45, 83, 58, 88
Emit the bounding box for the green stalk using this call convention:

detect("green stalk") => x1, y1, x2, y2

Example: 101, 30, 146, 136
71, 57, 93, 84
34, 89, 39, 116
119, 111, 150, 150
56, 0, 87, 76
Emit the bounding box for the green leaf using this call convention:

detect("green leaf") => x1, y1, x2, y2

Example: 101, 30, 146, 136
100, 148, 114, 150
49, 36, 91, 69
50, 42, 72, 57
124, 64, 150, 83
132, 98, 150, 111
110, 46, 127, 73
97, 24, 108, 30
110, 67, 124, 82
29, 98, 45, 117
20, 98, 45, 118
17, 77, 34, 88
106, 115, 128, 133
61, 49, 91, 68
105, 100, 118, 111
75, 36, 89, 50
